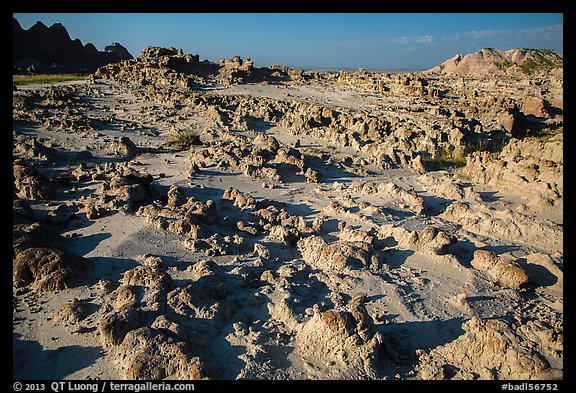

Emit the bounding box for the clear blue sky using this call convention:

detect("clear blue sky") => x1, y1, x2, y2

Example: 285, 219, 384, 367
13, 13, 563, 70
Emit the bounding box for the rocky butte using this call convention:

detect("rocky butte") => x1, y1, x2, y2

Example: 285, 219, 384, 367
13, 38, 562, 381
13, 18, 133, 74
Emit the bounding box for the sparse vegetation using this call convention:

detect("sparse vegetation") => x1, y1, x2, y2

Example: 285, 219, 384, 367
464, 136, 510, 156
531, 125, 563, 141
495, 59, 513, 70
519, 59, 538, 74
423, 147, 467, 171
519, 53, 558, 75
13, 74, 89, 85
304, 145, 341, 157
165, 130, 201, 150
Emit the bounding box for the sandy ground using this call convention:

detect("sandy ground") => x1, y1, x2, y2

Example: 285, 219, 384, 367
13, 78, 563, 380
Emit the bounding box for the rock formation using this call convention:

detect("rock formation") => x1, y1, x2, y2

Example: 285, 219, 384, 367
13, 18, 133, 74
426, 48, 563, 77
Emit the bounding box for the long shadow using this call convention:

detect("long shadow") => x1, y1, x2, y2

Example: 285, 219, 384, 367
389, 317, 465, 352
246, 117, 274, 133
37, 150, 127, 170
515, 257, 559, 288
66, 232, 112, 256
382, 249, 415, 269
451, 241, 524, 268
477, 190, 501, 203
420, 193, 455, 215
14, 143, 117, 170
43, 209, 97, 233
317, 218, 340, 238
448, 238, 476, 268
138, 146, 175, 155
193, 169, 241, 178
304, 155, 359, 182
84, 256, 139, 286
375, 317, 466, 378
13, 333, 103, 379
379, 206, 415, 221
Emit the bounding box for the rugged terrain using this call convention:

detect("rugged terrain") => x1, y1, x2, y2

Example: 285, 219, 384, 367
13, 46, 563, 380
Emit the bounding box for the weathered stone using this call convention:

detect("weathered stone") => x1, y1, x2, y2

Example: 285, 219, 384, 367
97, 309, 142, 347
13, 247, 87, 292
471, 250, 529, 290
115, 327, 218, 379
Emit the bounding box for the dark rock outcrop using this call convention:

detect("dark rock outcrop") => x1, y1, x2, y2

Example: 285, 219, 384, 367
13, 18, 133, 74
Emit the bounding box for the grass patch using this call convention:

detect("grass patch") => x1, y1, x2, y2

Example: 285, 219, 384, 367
13, 74, 89, 85
494, 59, 514, 70
519, 59, 539, 74
519, 53, 558, 75
303, 145, 341, 158
165, 131, 201, 150
530, 125, 563, 141
423, 147, 467, 171
424, 155, 467, 171
464, 136, 509, 156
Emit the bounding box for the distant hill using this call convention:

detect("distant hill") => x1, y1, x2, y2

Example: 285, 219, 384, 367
13, 18, 133, 74
426, 48, 563, 76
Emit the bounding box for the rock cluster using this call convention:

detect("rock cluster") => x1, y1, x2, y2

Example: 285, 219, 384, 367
96, 46, 299, 88
418, 316, 563, 380
297, 235, 378, 272
13, 17, 132, 74
470, 250, 529, 290
186, 131, 320, 186
459, 134, 563, 209
441, 201, 562, 255
94, 46, 534, 172
13, 247, 88, 292
12, 189, 88, 293
295, 297, 383, 379
13, 162, 55, 200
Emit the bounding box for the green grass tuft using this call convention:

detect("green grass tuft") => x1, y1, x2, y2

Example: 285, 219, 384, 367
531, 126, 563, 141
13, 74, 89, 85
423, 147, 467, 171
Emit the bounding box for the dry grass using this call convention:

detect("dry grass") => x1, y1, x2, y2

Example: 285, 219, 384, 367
165, 131, 201, 150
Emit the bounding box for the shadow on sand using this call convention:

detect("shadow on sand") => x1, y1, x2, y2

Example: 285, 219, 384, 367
13, 333, 103, 379
376, 316, 466, 378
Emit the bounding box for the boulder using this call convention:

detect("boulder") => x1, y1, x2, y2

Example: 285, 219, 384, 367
471, 250, 529, 290
418, 316, 563, 380
295, 300, 383, 379
97, 309, 142, 347
13, 247, 87, 292
297, 235, 377, 272
114, 327, 218, 379
52, 300, 91, 325
13, 163, 54, 200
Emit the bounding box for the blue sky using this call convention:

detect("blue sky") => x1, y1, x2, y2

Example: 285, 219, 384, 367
13, 13, 563, 70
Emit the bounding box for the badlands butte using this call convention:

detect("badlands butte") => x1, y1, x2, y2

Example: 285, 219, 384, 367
13, 46, 563, 380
